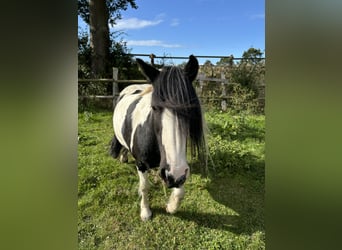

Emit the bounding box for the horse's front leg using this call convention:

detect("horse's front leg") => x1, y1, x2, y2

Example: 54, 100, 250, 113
166, 186, 185, 214
137, 168, 152, 221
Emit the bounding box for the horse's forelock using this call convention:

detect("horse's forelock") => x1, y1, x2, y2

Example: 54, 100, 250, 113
152, 66, 205, 159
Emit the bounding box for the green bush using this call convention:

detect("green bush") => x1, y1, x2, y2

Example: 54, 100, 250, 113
205, 111, 265, 175
227, 83, 260, 114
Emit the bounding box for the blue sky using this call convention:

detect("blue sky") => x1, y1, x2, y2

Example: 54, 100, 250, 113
78, 0, 264, 64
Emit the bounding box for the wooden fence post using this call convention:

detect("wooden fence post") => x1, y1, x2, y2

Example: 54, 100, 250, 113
196, 73, 205, 96
221, 72, 227, 111
112, 67, 119, 108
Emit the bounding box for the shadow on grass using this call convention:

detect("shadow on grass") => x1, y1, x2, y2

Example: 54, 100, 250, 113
205, 173, 264, 235
175, 211, 241, 233
115, 150, 264, 236
189, 149, 265, 235
151, 207, 241, 232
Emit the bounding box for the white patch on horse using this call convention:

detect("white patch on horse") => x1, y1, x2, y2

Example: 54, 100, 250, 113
113, 94, 136, 149
166, 186, 185, 214
120, 84, 151, 96
113, 84, 152, 150
137, 168, 152, 221
161, 109, 190, 180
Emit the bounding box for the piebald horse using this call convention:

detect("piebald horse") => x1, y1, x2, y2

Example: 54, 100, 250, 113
110, 55, 205, 221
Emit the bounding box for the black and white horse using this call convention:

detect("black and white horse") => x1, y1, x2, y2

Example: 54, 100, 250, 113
110, 55, 205, 221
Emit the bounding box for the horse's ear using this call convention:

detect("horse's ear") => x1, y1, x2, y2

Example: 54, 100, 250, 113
184, 55, 199, 82
136, 58, 159, 82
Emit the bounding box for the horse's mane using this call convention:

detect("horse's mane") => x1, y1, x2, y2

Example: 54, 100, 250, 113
151, 66, 205, 159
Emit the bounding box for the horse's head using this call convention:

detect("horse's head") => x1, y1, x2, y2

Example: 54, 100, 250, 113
136, 55, 203, 188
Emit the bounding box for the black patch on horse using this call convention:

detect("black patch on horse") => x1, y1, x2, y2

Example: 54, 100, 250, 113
132, 112, 160, 172
109, 135, 122, 158
122, 97, 142, 149
132, 89, 142, 95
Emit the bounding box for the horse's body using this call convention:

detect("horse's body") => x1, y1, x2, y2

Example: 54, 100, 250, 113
110, 55, 204, 221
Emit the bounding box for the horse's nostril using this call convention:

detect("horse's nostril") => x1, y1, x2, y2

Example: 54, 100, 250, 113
184, 168, 189, 176
162, 174, 174, 188
176, 174, 187, 186
160, 169, 188, 188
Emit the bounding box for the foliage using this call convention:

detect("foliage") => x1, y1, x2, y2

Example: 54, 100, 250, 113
78, 0, 138, 79
78, 29, 108, 98
216, 54, 235, 66
78, 31, 141, 97
78, 0, 137, 25
78, 30, 92, 79
227, 83, 261, 114
78, 32, 139, 80
78, 109, 264, 249
229, 48, 265, 96
196, 47, 265, 111
205, 111, 265, 176
229, 61, 265, 96
108, 33, 142, 80
201, 60, 215, 77
242, 48, 264, 64
230, 62, 256, 90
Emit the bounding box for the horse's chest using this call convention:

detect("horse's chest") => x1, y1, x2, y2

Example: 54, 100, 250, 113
131, 120, 161, 169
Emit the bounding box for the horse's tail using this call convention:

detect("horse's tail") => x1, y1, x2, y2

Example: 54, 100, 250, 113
109, 135, 122, 159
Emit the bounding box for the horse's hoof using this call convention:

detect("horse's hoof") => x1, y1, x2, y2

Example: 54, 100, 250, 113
166, 203, 178, 214
140, 208, 152, 221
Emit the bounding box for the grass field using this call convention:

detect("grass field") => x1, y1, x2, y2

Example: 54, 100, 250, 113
78, 108, 265, 249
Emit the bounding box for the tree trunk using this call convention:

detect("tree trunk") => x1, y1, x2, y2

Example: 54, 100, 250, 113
89, 0, 110, 78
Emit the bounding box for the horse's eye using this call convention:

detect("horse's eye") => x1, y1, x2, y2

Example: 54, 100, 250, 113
151, 106, 157, 110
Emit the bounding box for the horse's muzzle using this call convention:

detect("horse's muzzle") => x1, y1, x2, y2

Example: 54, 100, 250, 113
160, 169, 187, 188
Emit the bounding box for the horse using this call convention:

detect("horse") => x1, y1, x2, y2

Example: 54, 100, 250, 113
110, 55, 205, 221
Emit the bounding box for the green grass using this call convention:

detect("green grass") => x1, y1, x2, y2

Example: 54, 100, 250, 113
78, 109, 265, 249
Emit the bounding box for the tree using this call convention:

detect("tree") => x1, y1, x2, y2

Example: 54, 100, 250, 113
216, 55, 234, 67
229, 48, 265, 97
78, 31, 141, 96
78, 0, 137, 77
241, 47, 263, 64
78, 30, 91, 78
203, 60, 214, 77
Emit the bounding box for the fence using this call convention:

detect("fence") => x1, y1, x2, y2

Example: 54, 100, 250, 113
195, 72, 265, 112
78, 67, 265, 113
129, 53, 265, 65
78, 67, 147, 106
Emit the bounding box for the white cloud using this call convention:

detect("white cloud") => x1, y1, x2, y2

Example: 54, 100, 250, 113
113, 17, 163, 30
170, 18, 180, 27
126, 40, 182, 48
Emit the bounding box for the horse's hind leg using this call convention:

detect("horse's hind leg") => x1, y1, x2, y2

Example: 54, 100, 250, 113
119, 148, 128, 163
109, 135, 122, 159
166, 186, 185, 214
109, 136, 129, 163
137, 167, 152, 221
